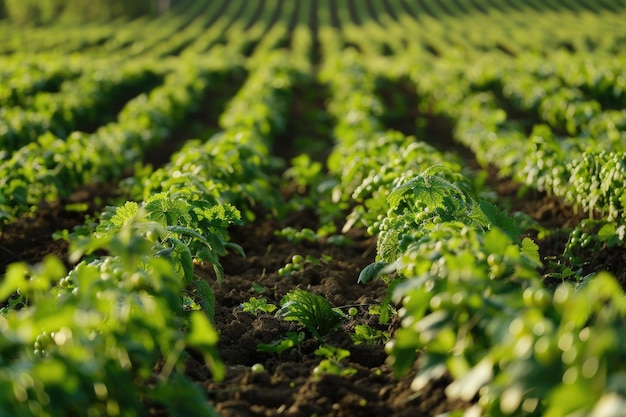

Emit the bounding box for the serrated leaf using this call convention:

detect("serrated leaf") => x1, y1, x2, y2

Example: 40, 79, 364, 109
144, 192, 192, 226
96, 201, 139, 235
478, 200, 521, 242
521, 237, 542, 268
277, 289, 343, 339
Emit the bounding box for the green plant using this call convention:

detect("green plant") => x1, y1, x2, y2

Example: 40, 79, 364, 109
93, 191, 243, 320
312, 344, 357, 378
359, 166, 523, 285
276, 289, 344, 339
240, 297, 277, 315
0, 216, 223, 416
257, 331, 305, 358
351, 324, 390, 345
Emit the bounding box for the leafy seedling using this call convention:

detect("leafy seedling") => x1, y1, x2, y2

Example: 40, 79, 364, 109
240, 297, 277, 315
313, 344, 357, 378
351, 324, 390, 345
276, 289, 344, 339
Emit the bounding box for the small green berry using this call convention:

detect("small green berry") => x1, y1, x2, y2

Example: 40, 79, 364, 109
251, 363, 265, 373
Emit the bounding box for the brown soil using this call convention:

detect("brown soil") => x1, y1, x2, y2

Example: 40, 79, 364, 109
193, 209, 468, 416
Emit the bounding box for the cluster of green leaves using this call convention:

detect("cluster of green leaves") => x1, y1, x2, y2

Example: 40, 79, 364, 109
0, 211, 224, 416
0, 55, 81, 106
388, 225, 626, 416
320, 49, 460, 235
359, 167, 521, 280
354, 165, 626, 416
245, 289, 344, 359
566, 151, 626, 223
313, 345, 356, 378
94, 190, 243, 313
417, 50, 626, 224
0, 55, 229, 226
239, 296, 277, 315
276, 289, 344, 340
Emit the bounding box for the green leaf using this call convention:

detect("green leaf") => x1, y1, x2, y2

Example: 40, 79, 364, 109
144, 192, 192, 226
95, 201, 139, 235
187, 311, 224, 381
478, 200, 521, 242
0, 262, 27, 301
358, 261, 387, 284
192, 278, 216, 322
521, 237, 542, 268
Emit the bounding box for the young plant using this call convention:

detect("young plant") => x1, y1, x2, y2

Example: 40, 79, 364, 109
276, 289, 344, 339
359, 166, 523, 284
240, 297, 277, 315
313, 344, 357, 378
351, 324, 390, 346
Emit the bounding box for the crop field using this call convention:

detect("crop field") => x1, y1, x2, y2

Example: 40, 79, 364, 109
1, 0, 626, 416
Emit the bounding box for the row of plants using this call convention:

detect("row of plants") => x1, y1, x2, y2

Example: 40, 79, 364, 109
0, 47, 325, 416
129, 49, 303, 223
0, 60, 164, 158
391, 50, 626, 266
0, 52, 238, 227
0, 46, 299, 417
0, 190, 235, 416
365, 166, 626, 417
0, 54, 84, 107
312, 33, 626, 416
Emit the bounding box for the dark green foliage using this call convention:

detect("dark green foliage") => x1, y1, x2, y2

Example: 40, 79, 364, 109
276, 289, 344, 339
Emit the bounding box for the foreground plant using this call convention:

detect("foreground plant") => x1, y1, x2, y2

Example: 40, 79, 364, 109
359, 166, 626, 416
93, 190, 243, 320
0, 213, 223, 416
